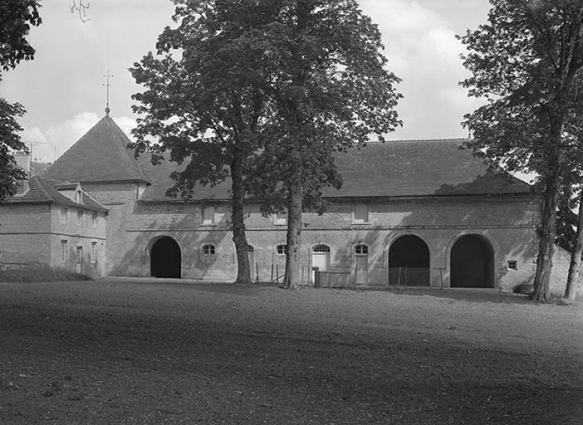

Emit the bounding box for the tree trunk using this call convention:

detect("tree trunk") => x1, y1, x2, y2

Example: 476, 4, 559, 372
532, 158, 560, 303
565, 190, 583, 301
283, 174, 303, 289
230, 154, 252, 284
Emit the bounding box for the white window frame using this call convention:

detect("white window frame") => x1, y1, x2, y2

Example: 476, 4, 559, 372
355, 244, 369, 255
276, 244, 287, 255
202, 205, 216, 225
352, 204, 370, 224
60, 240, 68, 262
202, 244, 216, 256
274, 211, 287, 226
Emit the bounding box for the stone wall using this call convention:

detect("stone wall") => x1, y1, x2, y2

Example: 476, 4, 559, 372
0, 203, 107, 277
101, 194, 541, 291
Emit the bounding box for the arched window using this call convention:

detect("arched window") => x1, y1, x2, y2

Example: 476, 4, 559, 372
276, 244, 287, 255
355, 244, 368, 255
202, 244, 216, 255
312, 244, 330, 253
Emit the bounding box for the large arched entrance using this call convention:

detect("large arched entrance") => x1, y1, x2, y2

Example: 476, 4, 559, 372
450, 235, 494, 288
150, 236, 182, 278
389, 235, 430, 286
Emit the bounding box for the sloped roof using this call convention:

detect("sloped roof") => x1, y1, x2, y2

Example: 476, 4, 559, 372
43, 115, 149, 184
332, 139, 532, 197
6, 176, 108, 212
136, 139, 532, 202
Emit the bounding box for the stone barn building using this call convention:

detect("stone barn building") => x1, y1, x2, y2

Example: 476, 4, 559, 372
5, 112, 566, 292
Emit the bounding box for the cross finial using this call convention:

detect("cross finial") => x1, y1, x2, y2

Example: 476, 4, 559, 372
103, 70, 114, 116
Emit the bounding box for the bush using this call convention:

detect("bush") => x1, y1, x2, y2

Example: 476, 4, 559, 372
0, 265, 93, 283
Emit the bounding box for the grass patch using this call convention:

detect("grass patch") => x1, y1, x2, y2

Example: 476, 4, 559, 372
0, 265, 93, 283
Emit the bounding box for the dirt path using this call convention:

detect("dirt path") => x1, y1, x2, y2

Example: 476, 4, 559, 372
0, 280, 582, 424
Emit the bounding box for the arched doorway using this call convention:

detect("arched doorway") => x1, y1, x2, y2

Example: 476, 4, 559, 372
389, 235, 430, 286
450, 235, 494, 288
150, 236, 181, 278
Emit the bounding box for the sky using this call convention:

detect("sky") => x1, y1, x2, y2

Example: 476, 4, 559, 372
1, 0, 492, 163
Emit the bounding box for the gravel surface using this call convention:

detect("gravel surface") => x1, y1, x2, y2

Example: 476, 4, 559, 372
0, 280, 582, 424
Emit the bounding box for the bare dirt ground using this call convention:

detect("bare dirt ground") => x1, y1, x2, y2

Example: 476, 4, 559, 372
0, 280, 582, 425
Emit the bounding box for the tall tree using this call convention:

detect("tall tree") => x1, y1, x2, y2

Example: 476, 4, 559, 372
0, 0, 42, 201
131, 0, 401, 288
131, 0, 281, 284
459, 0, 583, 302
560, 109, 583, 300
248, 0, 402, 288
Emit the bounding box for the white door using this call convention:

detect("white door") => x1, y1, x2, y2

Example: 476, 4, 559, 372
311, 245, 330, 283
355, 255, 368, 284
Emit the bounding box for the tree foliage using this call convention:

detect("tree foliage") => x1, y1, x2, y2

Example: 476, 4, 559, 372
0, 0, 42, 202
459, 0, 583, 302
131, 0, 401, 288
131, 0, 282, 284
245, 0, 402, 288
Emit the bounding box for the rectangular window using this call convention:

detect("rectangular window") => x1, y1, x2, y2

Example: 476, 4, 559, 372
60, 240, 68, 262
353, 204, 369, 224
60, 207, 68, 224
202, 205, 215, 225
91, 212, 97, 227
274, 211, 287, 226
77, 210, 84, 226
508, 260, 517, 270
76, 246, 83, 265
90, 242, 97, 264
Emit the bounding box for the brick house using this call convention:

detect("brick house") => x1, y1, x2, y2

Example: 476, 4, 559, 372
0, 165, 108, 277
34, 113, 556, 292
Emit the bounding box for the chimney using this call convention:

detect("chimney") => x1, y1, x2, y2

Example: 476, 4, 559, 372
14, 151, 30, 196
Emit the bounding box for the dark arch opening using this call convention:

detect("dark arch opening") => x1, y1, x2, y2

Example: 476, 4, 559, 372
389, 235, 430, 286
450, 235, 494, 288
151, 236, 181, 279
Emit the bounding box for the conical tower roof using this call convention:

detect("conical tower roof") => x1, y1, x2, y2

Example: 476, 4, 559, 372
44, 115, 150, 184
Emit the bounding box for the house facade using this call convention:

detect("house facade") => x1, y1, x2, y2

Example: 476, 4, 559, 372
0, 166, 108, 277
33, 113, 549, 292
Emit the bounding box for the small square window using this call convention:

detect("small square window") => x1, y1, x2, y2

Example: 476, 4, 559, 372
355, 244, 368, 255
203, 206, 215, 225
353, 204, 369, 224
276, 244, 287, 255
202, 244, 216, 255
274, 211, 287, 226
508, 260, 517, 270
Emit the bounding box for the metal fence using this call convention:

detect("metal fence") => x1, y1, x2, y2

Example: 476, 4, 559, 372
388, 267, 430, 287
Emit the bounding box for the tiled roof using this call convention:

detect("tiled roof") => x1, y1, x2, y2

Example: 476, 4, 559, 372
137, 139, 532, 202
6, 176, 108, 212
331, 139, 532, 197
43, 115, 149, 184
